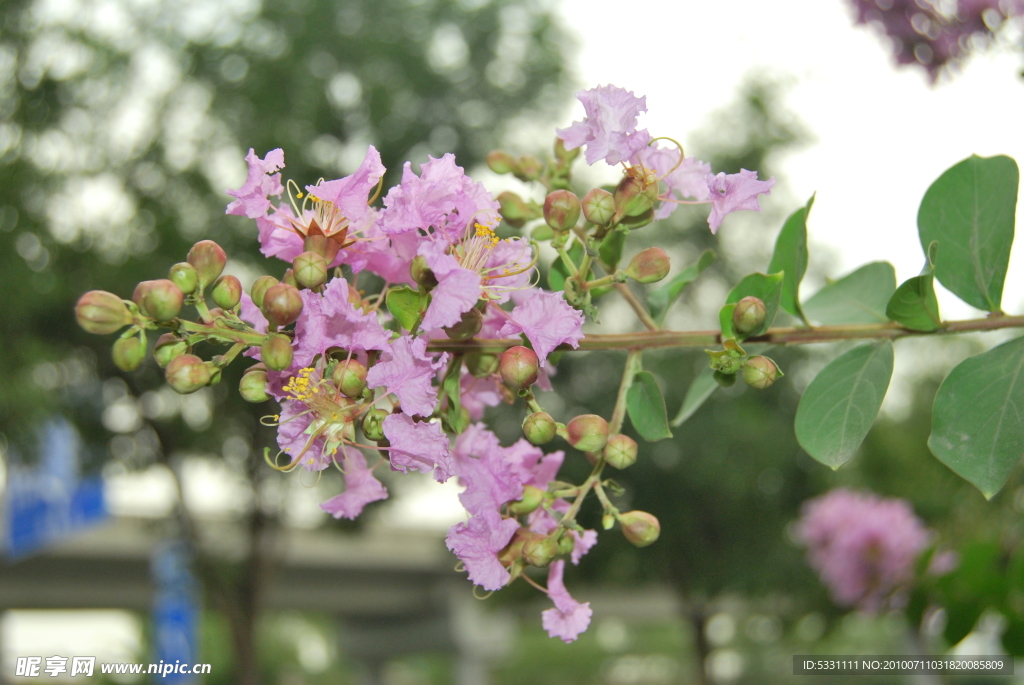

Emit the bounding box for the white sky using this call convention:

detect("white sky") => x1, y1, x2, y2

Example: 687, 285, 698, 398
555, 0, 1024, 319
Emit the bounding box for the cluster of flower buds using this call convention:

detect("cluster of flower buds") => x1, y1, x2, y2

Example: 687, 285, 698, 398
74, 84, 777, 643
703, 296, 784, 389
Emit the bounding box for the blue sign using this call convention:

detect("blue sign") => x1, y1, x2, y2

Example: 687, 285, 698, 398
151, 539, 199, 684
4, 417, 107, 558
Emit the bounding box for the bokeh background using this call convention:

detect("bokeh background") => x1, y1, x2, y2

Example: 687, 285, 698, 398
2, 0, 1024, 683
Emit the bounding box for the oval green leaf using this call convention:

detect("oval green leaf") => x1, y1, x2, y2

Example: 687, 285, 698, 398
386, 286, 430, 333
647, 249, 716, 326
928, 335, 1024, 499
795, 341, 895, 469
626, 370, 673, 442
918, 154, 1018, 312
768, 194, 814, 322
803, 261, 896, 325
672, 366, 718, 427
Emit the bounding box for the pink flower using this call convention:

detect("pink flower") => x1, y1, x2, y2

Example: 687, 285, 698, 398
452, 424, 523, 518
569, 529, 598, 565
705, 169, 776, 234
795, 488, 930, 611
498, 291, 584, 363
418, 241, 482, 331
367, 336, 447, 418
319, 448, 388, 520
557, 85, 652, 166
276, 399, 329, 471
541, 560, 592, 642
503, 439, 564, 490
304, 146, 385, 236
631, 145, 711, 220
459, 373, 502, 421
289, 279, 390, 370
226, 148, 285, 219
382, 413, 453, 482
446, 510, 520, 591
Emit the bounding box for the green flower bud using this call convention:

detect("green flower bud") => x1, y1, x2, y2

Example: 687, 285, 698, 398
332, 359, 367, 398
625, 247, 670, 284
133, 279, 184, 321
486, 150, 516, 175
523, 411, 557, 445
112, 335, 146, 372
603, 433, 638, 469
557, 533, 575, 556
362, 408, 388, 441
75, 290, 133, 335
499, 346, 539, 390
239, 369, 270, 403
566, 414, 609, 453
497, 527, 530, 566
618, 510, 661, 547
186, 240, 227, 287
153, 333, 188, 368
613, 168, 659, 220
543, 190, 581, 232
602, 512, 615, 530
168, 262, 199, 295
522, 532, 559, 568
444, 307, 483, 340
741, 356, 782, 390
292, 250, 329, 290
497, 191, 539, 228
409, 255, 439, 289
250, 275, 279, 309
732, 296, 767, 336
714, 370, 737, 387
581, 188, 615, 226
465, 352, 499, 378
281, 268, 298, 288
211, 275, 243, 310
515, 155, 543, 182
261, 283, 303, 327
165, 354, 211, 394
261, 333, 294, 371
508, 485, 545, 516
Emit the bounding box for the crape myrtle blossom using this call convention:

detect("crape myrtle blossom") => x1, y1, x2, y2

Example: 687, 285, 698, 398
795, 488, 931, 612
557, 85, 652, 166
706, 170, 776, 234
381, 413, 454, 482
367, 335, 448, 417
498, 290, 585, 363
319, 448, 389, 520
542, 560, 593, 643
631, 144, 711, 220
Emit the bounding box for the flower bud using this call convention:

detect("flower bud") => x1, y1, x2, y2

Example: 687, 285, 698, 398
732, 296, 767, 336
261, 283, 303, 327
133, 279, 184, 321
566, 414, 609, 453
211, 275, 243, 310
543, 190, 581, 232
497, 191, 539, 228
613, 168, 659, 220
557, 533, 575, 556
153, 333, 188, 368
742, 356, 782, 390
522, 532, 559, 568
409, 255, 439, 289
249, 275, 279, 309
523, 411, 557, 445
112, 336, 146, 372
625, 248, 670, 284
332, 359, 367, 398
444, 308, 482, 340
168, 262, 199, 294
619, 510, 660, 547
486, 150, 516, 175
362, 408, 388, 441
498, 528, 531, 566
165, 354, 211, 394
499, 346, 539, 390
292, 250, 329, 290
515, 155, 543, 182
509, 485, 545, 516
465, 352, 499, 378
603, 433, 638, 469
281, 268, 298, 288
239, 369, 269, 403
261, 333, 294, 371
582, 188, 615, 226
602, 513, 615, 530
75, 290, 133, 335
186, 240, 227, 287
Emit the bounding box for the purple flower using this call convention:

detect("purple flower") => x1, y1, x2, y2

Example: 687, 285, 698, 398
503, 439, 564, 490
319, 278, 391, 352
226, 148, 285, 219
632, 145, 711, 220
460, 373, 502, 421
556, 85, 652, 166
382, 413, 453, 482
795, 488, 930, 611
498, 291, 585, 363
319, 448, 388, 520
418, 241, 482, 331
705, 169, 776, 234
446, 510, 520, 591
276, 399, 329, 471
541, 560, 593, 642
367, 336, 447, 417
452, 424, 523, 518
304, 146, 385, 237
570, 529, 598, 565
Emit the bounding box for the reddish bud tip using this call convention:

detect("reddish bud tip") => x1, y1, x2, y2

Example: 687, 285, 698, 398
741, 356, 781, 390
499, 346, 539, 390
239, 369, 270, 403
332, 359, 368, 398
261, 283, 303, 327
566, 414, 609, 453
75, 290, 133, 335
625, 247, 671, 284
261, 333, 294, 372
543, 190, 582, 232
292, 251, 329, 290
133, 279, 184, 321
165, 354, 211, 394
186, 240, 227, 287
211, 275, 243, 310
153, 333, 188, 368
112, 335, 146, 372
732, 296, 767, 336
619, 510, 661, 547
249, 275, 279, 309
603, 433, 638, 469
168, 262, 199, 294
581, 188, 615, 226
523, 411, 557, 446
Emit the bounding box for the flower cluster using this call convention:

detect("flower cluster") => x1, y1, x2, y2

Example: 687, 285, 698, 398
795, 488, 931, 612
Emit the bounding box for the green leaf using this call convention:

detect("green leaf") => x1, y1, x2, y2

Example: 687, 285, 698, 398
795, 342, 894, 469
886, 243, 941, 332
386, 286, 430, 333
724, 271, 784, 339
672, 366, 718, 426
918, 154, 1018, 312
441, 356, 467, 434
598, 229, 627, 272
647, 249, 716, 326
549, 241, 588, 292
626, 371, 673, 442
718, 303, 736, 340
928, 334, 1024, 499
768, 194, 814, 321
803, 262, 897, 325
